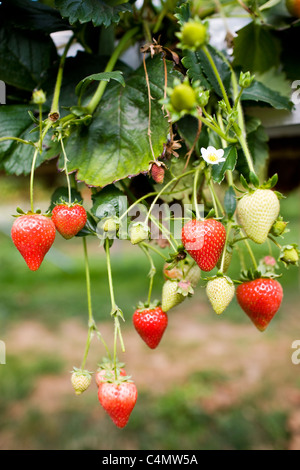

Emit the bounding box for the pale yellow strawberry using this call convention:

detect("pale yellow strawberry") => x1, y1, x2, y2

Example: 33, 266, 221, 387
237, 189, 280, 244
71, 368, 92, 395
206, 276, 235, 315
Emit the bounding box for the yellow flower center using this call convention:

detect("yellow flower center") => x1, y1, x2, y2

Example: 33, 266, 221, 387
208, 153, 218, 162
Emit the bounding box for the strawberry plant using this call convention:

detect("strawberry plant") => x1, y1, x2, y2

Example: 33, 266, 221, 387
0, 0, 299, 429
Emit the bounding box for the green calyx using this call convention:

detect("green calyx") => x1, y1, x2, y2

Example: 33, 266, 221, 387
70, 367, 93, 378
136, 299, 161, 310
161, 77, 209, 122
279, 244, 300, 267
270, 217, 289, 237
129, 222, 150, 245
13, 207, 51, 218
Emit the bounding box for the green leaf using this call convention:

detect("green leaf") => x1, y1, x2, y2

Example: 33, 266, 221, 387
0, 25, 57, 92
55, 0, 132, 27
182, 45, 231, 98
174, 1, 191, 25
46, 56, 180, 188
182, 50, 211, 90
241, 79, 293, 110
233, 22, 281, 74
75, 71, 125, 103
0, 0, 69, 34
176, 115, 201, 154
91, 185, 127, 221
224, 186, 237, 218
211, 146, 237, 183
0, 105, 47, 175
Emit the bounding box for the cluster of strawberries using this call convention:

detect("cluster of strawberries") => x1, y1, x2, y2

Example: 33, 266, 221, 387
10, 185, 298, 429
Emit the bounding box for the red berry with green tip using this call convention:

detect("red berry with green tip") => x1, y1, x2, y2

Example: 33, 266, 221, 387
11, 213, 56, 271
236, 278, 283, 331
182, 218, 226, 272
133, 306, 168, 349
52, 203, 87, 239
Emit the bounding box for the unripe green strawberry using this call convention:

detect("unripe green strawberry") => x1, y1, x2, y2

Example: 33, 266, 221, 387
270, 218, 288, 237
129, 222, 150, 245
206, 275, 235, 315
71, 368, 92, 395
237, 189, 280, 244
103, 217, 118, 233
161, 279, 193, 312
170, 84, 197, 112
279, 244, 299, 266
176, 19, 208, 50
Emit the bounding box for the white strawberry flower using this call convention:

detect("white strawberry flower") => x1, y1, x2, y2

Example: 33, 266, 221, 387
201, 146, 225, 165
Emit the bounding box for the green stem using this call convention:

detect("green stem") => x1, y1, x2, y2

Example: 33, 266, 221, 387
203, 45, 256, 177
148, 214, 177, 251
83, 237, 94, 325
29, 147, 40, 213
217, 112, 234, 187
50, 34, 75, 118
237, 132, 256, 175
198, 113, 237, 144
38, 104, 43, 153
141, 242, 168, 260
219, 220, 232, 273
193, 166, 202, 220
60, 138, 72, 204
208, 177, 225, 218
243, 238, 258, 270
86, 27, 139, 114
144, 169, 196, 225
82, 237, 111, 365
105, 238, 116, 310
230, 66, 256, 176
268, 234, 282, 250
140, 244, 156, 306
202, 45, 232, 112
0, 136, 35, 146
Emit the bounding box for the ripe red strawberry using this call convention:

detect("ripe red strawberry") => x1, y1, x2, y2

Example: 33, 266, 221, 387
11, 213, 56, 271
150, 162, 165, 184
236, 278, 283, 331
133, 306, 168, 349
181, 218, 226, 272
51, 203, 87, 239
98, 380, 138, 428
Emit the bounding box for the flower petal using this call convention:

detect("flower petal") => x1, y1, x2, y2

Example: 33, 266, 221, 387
216, 149, 225, 158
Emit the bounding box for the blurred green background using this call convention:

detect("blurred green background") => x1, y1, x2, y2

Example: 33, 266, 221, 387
0, 168, 299, 450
